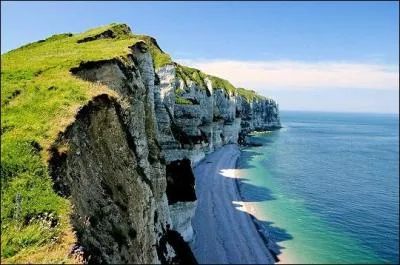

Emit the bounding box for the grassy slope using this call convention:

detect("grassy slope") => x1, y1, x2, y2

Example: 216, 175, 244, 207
236, 87, 266, 101
173, 64, 267, 102
0, 23, 161, 263
1, 23, 266, 263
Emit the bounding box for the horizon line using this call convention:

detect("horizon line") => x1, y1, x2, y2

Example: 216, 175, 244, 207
280, 109, 399, 115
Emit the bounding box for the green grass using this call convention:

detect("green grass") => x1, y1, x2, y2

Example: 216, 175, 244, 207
174, 64, 250, 98
175, 95, 194, 105
175, 64, 208, 90
236, 87, 266, 102
172, 63, 267, 102
207, 75, 237, 94
79, 23, 133, 39
173, 63, 267, 101
1, 22, 267, 262
0, 23, 163, 263
136, 35, 172, 68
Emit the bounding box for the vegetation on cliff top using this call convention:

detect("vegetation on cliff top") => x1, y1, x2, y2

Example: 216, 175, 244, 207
236, 87, 266, 101
173, 64, 266, 102
175, 64, 208, 90
1, 23, 268, 262
175, 95, 195, 105
1, 23, 147, 263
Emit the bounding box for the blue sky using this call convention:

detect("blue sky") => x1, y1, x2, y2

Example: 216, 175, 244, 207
2, 1, 399, 113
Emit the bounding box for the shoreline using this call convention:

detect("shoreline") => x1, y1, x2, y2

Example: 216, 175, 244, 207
234, 146, 297, 264
190, 144, 276, 264
233, 157, 280, 263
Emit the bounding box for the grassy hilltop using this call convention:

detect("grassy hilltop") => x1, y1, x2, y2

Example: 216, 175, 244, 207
1, 23, 266, 263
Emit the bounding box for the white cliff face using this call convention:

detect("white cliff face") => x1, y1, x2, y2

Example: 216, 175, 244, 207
169, 202, 197, 242
67, 25, 280, 262
153, 64, 281, 244
26, 24, 279, 264
154, 65, 181, 152
155, 64, 281, 158
240, 97, 281, 135
63, 42, 197, 264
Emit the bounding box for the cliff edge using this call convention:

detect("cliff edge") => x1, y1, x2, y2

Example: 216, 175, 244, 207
1, 23, 280, 263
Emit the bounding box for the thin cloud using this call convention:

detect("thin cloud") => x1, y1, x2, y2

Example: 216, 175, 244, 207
176, 59, 399, 91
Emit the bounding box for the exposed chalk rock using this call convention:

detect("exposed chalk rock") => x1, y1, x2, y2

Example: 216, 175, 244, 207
54, 47, 196, 264
153, 63, 281, 249
3, 23, 280, 264
55, 25, 279, 264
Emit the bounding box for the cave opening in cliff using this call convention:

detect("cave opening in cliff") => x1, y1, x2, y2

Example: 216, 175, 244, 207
166, 159, 196, 205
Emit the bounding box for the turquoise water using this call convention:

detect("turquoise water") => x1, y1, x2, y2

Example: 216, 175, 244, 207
237, 111, 399, 264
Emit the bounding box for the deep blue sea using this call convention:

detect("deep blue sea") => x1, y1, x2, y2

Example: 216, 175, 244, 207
237, 111, 399, 264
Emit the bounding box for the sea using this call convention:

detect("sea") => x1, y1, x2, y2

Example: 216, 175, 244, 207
237, 111, 399, 264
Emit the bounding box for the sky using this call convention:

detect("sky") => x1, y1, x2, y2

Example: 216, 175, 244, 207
1, 1, 399, 113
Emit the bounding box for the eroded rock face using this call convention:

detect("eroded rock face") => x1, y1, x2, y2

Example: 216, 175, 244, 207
50, 95, 156, 264
165, 158, 197, 242
155, 65, 281, 164
169, 202, 197, 242
240, 97, 281, 134
51, 44, 196, 264
153, 64, 281, 244
49, 30, 280, 263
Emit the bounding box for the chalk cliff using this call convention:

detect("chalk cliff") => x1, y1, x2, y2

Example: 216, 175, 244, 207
154, 63, 280, 243
1, 23, 280, 264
